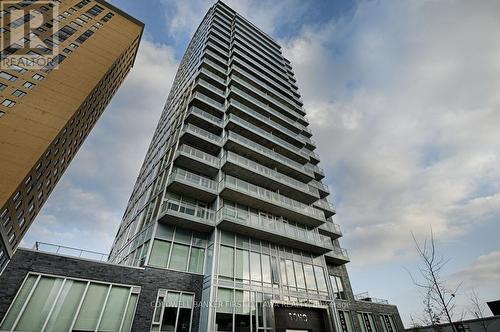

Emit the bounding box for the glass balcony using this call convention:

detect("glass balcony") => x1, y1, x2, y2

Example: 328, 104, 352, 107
201, 57, 227, 76
318, 221, 342, 239
217, 206, 332, 254
231, 40, 289, 86
230, 86, 306, 133
231, 75, 304, 122
225, 114, 309, 161
169, 167, 217, 191
199, 67, 226, 86
182, 123, 222, 146
325, 246, 350, 265
191, 91, 225, 112
220, 175, 325, 225
232, 63, 300, 116
313, 199, 336, 218
175, 144, 219, 174
159, 199, 216, 232
204, 41, 228, 60
188, 106, 223, 127
309, 179, 330, 195
196, 79, 225, 98
222, 151, 319, 201
228, 99, 303, 146
167, 167, 218, 201
223, 131, 313, 179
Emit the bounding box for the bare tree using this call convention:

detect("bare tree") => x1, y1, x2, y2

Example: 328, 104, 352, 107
469, 288, 489, 332
409, 228, 461, 332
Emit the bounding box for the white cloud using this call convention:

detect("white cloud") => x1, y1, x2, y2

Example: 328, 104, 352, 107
282, 0, 500, 267
451, 250, 500, 289
23, 39, 179, 252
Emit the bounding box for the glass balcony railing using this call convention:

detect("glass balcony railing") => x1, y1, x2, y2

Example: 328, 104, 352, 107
176, 144, 219, 168
188, 106, 223, 126
230, 86, 306, 133
191, 91, 225, 111
217, 206, 332, 249
199, 67, 226, 85
182, 123, 222, 145
225, 114, 309, 160
231, 75, 304, 121
229, 99, 301, 145
204, 41, 228, 61
221, 175, 325, 221
326, 246, 350, 261
314, 199, 335, 213
202, 57, 227, 75
161, 199, 216, 225
223, 151, 318, 197
204, 49, 228, 67
319, 221, 342, 235
197, 79, 225, 97
309, 179, 330, 193
168, 167, 218, 192
224, 131, 312, 177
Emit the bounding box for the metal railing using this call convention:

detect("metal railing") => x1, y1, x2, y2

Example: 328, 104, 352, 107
226, 114, 309, 159
223, 151, 318, 197
168, 167, 218, 191
320, 221, 342, 235
355, 292, 389, 305
309, 179, 330, 193
188, 106, 223, 126
229, 86, 306, 132
32, 242, 140, 265
314, 199, 336, 212
161, 199, 216, 224
218, 206, 332, 248
191, 91, 225, 110
327, 246, 350, 260
224, 131, 312, 177
176, 144, 219, 167
221, 175, 324, 221
229, 99, 300, 143
182, 123, 222, 144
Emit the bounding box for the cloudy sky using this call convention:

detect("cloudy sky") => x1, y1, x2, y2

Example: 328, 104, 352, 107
23, 0, 500, 326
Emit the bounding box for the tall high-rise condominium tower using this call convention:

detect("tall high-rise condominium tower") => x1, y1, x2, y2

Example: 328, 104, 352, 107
0, 0, 143, 270
109, 2, 403, 331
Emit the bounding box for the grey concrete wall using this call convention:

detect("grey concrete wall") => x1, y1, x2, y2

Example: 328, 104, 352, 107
0, 249, 204, 331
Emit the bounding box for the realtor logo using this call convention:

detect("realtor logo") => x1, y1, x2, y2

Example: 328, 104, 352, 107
0, 1, 60, 70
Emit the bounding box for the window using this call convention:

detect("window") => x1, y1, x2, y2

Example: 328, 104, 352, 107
32, 73, 44, 81
87, 5, 104, 17
148, 224, 206, 274
380, 314, 397, 332
358, 312, 378, 332
23, 81, 35, 89
76, 29, 94, 44
9, 64, 27, 74
0, 273, 140, 332
151, 290, 194, 332
0, 111, 5, 118
2, 99, 16, 108
12, 90, 26, 98
330, 275, 346, 300
0, 83, 6, 91
101, 12, 114, 22
338, 311, 355, 332
75, 0, 91, 9
0, 71, 17, 81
